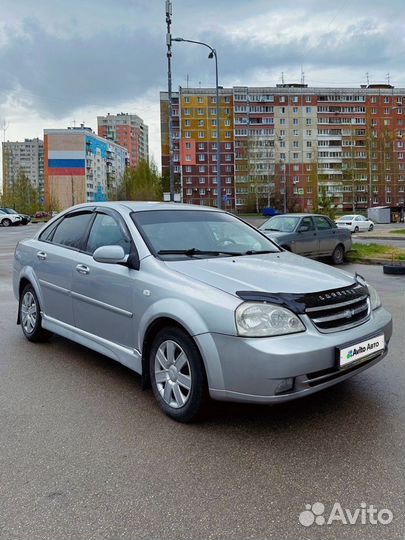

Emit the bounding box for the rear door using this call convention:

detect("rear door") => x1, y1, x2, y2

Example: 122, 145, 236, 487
33, 210, 95, 325
313, 215, 338, 256
293, 216, 319, 256
71, 209, 136, 349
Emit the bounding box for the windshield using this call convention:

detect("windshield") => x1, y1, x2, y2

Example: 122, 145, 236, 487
339, 215, 355, 221
132, 210, 280, 259
259, 216, 300, 233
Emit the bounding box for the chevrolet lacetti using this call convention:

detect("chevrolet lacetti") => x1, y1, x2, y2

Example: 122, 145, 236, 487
13, 203, 392, 422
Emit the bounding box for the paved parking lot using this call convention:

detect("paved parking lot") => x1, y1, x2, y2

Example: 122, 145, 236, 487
0, 224, 404, 540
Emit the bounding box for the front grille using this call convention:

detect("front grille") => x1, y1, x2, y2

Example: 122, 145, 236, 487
306, 295, 370, 333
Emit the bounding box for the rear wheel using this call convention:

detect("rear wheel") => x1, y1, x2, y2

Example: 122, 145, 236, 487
19, 284, 52, 342
331, 244, 345, 265
2, 218, 11, 227
149, 327, 207, 422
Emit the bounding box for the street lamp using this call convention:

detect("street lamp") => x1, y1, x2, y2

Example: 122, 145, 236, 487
172, 37, 222, 209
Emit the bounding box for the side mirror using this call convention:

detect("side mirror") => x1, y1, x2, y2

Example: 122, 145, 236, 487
298, 225, 310, 233
93, 245, 127, 264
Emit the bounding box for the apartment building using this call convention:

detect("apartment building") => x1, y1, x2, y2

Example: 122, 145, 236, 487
160, 84, 405, 212
44, 126, 129, 209
2, 138, 44, 197
97, 113, 149, 168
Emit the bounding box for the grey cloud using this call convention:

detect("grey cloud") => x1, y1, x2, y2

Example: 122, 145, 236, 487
0, 1, 403, 120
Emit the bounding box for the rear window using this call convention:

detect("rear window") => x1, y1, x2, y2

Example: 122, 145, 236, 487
50, 212, 94, 249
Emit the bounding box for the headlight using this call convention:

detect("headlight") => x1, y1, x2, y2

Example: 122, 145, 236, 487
368, 284, 382, 310
235, 302, 305, 337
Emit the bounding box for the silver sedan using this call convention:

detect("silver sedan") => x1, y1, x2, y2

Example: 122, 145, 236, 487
13, 203, 392, 422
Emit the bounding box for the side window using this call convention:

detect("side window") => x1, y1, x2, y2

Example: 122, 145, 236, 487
300, 217, 315, 231
86, 213, 131, 255
51, 212, 94, 249
314, 216, 332, 230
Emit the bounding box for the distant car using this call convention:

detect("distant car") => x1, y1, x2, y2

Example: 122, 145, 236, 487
0, 209, 22, 227
335, 215, 374, 233
34, 211, 50, 219
259, 213, 352, 264
0, 207, 31, 225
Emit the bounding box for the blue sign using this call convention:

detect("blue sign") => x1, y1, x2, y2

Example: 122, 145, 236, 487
94, 185, 107, 202
223, 195, 229, 202
39, 196, 45, 205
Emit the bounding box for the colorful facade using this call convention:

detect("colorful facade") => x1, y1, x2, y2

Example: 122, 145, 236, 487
160, 84, 405, 212
97, 113, 149, 169
44, 127, 129, 209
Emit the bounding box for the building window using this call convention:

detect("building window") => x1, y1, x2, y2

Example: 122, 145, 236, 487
200, 188, 206, 195
186, 188, 192, 195
198, 143, 205, 150
225, 131, 232, 138
185, 119, 191, 127
225, 143, 232, 150
198, 97, 204, 104
199, 120, 204, 127
199, 177, 205, 184
198, 154, 205, 161
185, 131, 191, 138
185, 155, 192, 162
280, 118, 286, 125
184, 96, 190, 103
184, 108, 191, 115
198, 108, 204, 115
306, 118, 312, 125
185, 166, 192, 173
198, 131, 205, 138
185, 142, 192, 150
280, 96, 286, 103
199, 165, 205, 172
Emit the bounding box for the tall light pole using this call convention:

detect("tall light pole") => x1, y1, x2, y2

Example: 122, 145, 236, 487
165, 0, 175, 202
172, 37, 221, 209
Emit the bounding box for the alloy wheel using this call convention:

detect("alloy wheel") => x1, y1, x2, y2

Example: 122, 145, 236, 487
154, 340, 192, 409
21, 291, 38, 334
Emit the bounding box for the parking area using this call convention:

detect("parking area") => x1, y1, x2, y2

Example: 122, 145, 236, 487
0, 224, 404, 540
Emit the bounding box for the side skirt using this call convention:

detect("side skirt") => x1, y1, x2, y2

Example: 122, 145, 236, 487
42, 313, 142, 374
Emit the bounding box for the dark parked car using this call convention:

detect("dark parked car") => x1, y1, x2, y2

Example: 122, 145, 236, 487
0, 207, 31, 225
259, 214, 352, 264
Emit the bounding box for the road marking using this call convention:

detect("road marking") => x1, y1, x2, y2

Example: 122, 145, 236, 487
0, 252, 14, 256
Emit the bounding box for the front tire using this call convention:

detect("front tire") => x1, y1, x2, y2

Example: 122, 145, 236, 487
354, 226, 359, 233
19, 284, 52, 342
368, 224, 374, 231
149, 327, 207, 422
331, 244, 345, 265
2, 218, 11, 227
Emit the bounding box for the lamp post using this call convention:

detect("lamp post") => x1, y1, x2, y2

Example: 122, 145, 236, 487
172, 37, 221, 209
165, 1, 175, 202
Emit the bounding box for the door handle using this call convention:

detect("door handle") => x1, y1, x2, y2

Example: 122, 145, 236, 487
36, 251, 47, 260
76, 264, 90, 275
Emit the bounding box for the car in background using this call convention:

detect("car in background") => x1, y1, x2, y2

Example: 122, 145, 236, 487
34, 211, 50, 219
259, 213, 352, 264
0, 207, 31, 225
335, 215, 374, 233
0, 209, 22, 227
13, 202, 392, 422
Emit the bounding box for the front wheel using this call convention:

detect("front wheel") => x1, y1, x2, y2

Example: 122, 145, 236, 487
19, 284, 52, 342
2, 218, 11, 227
149, 327, 208, 422
368, 224, 374, 231
331, 244, 345, 265
354, 226, 359, 233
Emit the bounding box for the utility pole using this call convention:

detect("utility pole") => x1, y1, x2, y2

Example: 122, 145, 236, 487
166, 0, 175, 202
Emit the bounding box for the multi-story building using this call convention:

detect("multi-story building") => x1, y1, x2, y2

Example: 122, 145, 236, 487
2, 138, 44, 197
160, 84, 405, 212
97, 113, 149, 168
44, 126, 129, 209
160, 88, 235, 208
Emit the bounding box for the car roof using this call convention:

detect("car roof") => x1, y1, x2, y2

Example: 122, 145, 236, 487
267, 213, 329, 218
63, 201, 223, 213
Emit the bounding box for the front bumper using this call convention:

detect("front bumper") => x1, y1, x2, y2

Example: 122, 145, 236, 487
196, 307, 392, 404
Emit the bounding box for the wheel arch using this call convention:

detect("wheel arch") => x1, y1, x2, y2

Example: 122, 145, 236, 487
141, 316, 205, 389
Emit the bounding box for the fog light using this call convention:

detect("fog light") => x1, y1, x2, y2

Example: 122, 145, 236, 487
275, 378, 294, 395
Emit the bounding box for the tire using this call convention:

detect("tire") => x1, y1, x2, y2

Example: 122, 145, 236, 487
149, 327, 208, 423
331, 244, 345, 265
19, 284, 52, 342
383, 264, 405, 275
2, 218, 11, 227
354, 226, 359, 233
368, 224, 374, 231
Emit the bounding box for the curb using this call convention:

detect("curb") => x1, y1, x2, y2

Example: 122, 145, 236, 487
346, 256, 405, 265
354, 235, 405, 241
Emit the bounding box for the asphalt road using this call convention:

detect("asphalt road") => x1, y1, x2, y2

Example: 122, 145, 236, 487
0, 224, 404, 540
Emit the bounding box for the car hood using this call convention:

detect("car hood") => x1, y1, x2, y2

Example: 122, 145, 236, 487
165, 251, 356, 297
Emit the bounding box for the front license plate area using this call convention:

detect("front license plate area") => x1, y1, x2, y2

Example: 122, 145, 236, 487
338, 334, 385, 369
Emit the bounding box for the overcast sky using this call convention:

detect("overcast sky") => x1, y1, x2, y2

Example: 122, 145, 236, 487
0, 0, 404, 169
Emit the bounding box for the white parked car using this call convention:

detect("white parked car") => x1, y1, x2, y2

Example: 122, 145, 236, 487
0, 209, 22, 227
335, 215, 374, 233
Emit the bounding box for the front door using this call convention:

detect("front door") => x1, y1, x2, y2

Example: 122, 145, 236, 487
293, 216, 319, 256
71, 210, 136, 350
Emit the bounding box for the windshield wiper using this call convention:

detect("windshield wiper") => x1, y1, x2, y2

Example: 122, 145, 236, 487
158, 248, 243, 257
262, 227, 280, 231
244, 250, 278, 255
